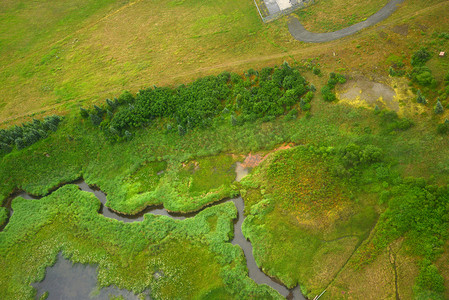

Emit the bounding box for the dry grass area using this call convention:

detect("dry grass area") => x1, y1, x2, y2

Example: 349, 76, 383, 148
0, 0, 448, 127
0, 0, 298, 125
326, 238, 419, 300
437, 242, 449, 300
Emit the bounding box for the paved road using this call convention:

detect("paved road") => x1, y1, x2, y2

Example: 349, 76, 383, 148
288, 0, 405, 42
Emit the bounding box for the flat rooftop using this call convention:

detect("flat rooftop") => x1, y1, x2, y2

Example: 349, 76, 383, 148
263, 0, 300, 14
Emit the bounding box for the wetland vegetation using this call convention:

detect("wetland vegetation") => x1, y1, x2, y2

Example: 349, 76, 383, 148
1, 0, 449, 299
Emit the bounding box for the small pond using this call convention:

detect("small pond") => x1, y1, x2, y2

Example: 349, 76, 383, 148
5, 162, 306, 299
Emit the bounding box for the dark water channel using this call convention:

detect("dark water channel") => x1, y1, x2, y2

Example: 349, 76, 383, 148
4, 169, 307, 299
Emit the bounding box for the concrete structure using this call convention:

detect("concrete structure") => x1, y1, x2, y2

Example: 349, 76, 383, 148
255, 0, 312, 23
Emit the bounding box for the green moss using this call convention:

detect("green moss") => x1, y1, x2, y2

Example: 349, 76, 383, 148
187, 154, 238, 195
241, 146, 380, 296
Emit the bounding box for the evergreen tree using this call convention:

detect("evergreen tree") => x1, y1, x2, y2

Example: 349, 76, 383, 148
106, 98, 116, 110
0, 142, 11, 154
177, 125, 186, 136
49, 122, 58, 132
90, 113, 102, 126
231, 115, 237, 126
416, 90, 426, 104
80, 107, 89, 119
94, 105, 105, 116
434, 99, 444, 114
300, 98, 310, 111
374, 105, 381, 114
124, 130, 133, 141
15, 138, 25, 150
109, 127, 119, 136
38, 129, 47, 139
437, 119, 449, 134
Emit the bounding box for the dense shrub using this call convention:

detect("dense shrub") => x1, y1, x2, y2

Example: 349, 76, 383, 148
410, 66, 437, 87
327, 72, 346, 88
414, 261, 445, 297
338, 143, 383, 169
320, 72, 345, 102
411, 48, 431, 67
437, 119, 449, 134
389, 66, 405, 77
82, 65, 310, 138
321, 85, 336, 102
378, 110, 413, 133
372, 183, 449, 261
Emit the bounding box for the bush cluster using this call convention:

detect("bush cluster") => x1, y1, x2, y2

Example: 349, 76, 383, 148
416, 89, 427, 104
378, 110, 414, 134
387, 55, 405, 77
321, 72, 346, 102
330, 143, 383, 178
409, 48, 437, 88
371, 182, 449, 298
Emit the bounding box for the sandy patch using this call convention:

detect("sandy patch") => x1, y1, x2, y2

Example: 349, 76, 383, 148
240, 143, 295, 169
336, 76, 426, 118
337, 78, 399, 111
235, 143, 295, 182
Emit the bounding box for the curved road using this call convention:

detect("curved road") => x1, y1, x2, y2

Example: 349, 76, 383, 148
288, 0, 405, 42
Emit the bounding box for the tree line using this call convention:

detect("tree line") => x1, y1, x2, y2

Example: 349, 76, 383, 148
0, 116, 63, 155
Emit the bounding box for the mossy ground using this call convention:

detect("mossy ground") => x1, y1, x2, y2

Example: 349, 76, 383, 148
240, 147, 379, 297
0, 185, 280, 299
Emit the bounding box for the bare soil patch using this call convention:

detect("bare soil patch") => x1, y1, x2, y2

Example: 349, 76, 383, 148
337, 78, 399, 111
391, 24, 409, 36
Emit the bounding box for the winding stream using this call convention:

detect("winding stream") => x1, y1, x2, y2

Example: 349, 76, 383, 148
3, 166, 306, 299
